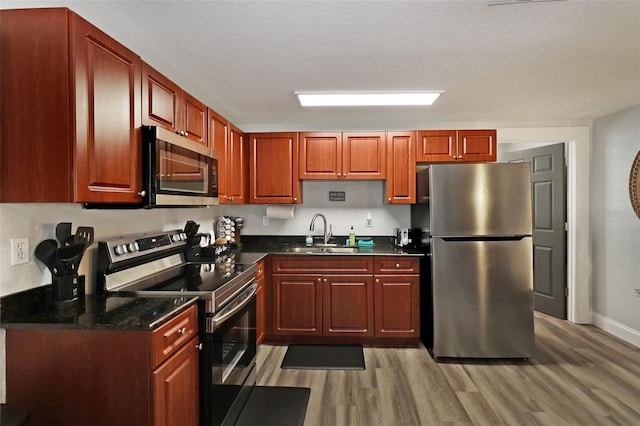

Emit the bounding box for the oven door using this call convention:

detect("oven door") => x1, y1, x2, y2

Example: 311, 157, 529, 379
202, 282, 257, 426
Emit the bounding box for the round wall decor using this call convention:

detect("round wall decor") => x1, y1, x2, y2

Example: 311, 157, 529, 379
630, 150, 640, 220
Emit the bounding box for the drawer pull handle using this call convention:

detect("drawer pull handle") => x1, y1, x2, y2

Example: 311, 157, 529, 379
177, 327, 187, 336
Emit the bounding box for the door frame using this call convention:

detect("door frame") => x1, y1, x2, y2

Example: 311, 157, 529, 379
498, 127, 591, 324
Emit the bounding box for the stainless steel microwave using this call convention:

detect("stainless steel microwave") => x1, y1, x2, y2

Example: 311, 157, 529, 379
142, 126, 219, 207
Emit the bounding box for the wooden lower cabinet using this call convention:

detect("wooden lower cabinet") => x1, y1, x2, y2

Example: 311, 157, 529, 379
323, 274, 374, 336
272, 273, 323, 336
373, 257, 420, 338
256, 259, 266, 344
5, 305, 199, 426
269, 255, 418, 344
374, 275, 420, 338
152, 337, 200, 426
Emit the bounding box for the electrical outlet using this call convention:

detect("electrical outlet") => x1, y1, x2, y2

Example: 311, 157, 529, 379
10, 238, 29, 266
365, 212, 373, 228
262, 216, 270, 226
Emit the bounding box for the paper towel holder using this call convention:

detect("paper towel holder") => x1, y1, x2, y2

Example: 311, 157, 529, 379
265, 204, 295, 220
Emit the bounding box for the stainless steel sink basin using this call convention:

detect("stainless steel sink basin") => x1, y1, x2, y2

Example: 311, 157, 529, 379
288, 246, 359, 254
325, 247, 359, 253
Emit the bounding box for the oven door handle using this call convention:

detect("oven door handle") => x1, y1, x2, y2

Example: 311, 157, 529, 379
208, 281, 257, 331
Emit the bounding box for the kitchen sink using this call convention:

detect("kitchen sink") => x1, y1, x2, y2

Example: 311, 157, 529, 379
288, 246, 359, 254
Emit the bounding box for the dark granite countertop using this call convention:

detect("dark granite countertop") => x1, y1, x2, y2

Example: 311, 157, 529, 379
238, 235, 424, 257
0, 285, 198, 331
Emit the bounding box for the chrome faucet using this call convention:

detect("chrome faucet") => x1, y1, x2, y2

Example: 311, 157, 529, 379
309, 213, 332, 245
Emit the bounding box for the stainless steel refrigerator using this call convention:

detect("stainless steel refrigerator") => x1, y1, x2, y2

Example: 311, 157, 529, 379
413, 163, 534, 359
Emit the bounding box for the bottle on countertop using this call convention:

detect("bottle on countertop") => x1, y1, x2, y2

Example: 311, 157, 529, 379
349, 226, 356, 246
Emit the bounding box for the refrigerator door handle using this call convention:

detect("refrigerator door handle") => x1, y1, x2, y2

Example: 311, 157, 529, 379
438, 235, 531, 242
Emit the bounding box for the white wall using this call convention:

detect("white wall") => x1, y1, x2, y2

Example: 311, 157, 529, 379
222, 181, 409, 239
591, 105, 640, 346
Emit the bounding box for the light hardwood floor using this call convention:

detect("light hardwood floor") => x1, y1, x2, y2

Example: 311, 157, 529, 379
257, 312, 640, 425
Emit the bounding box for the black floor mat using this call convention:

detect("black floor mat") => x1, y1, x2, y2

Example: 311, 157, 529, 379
235, 386, 310, 426
281, 344, 365, 370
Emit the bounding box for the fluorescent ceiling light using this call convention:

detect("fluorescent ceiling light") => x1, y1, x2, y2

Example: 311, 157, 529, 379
295, 91, 444, 107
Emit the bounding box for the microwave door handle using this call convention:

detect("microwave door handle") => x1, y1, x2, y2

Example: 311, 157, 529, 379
207, 281, 257, 331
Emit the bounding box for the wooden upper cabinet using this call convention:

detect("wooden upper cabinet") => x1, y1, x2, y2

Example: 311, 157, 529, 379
299, 132, 342, 179
342, 132, 386, 179
225, 123, 249, 204
0, 8, 142, 203
416, 130, 457, 162
142, 61, 208, 146
299, 132, 386, 179
249, 132, 301, 204
417, 129, 496, 163
181, 92, 208, 146
141, 62, 179, 131
457, 130, 497, 162
386, 131, 416, 204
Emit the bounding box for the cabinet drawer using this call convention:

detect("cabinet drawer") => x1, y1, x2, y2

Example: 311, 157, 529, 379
272, 256, 373, 274
374, 257, 420, 274
151, 304, 198, 368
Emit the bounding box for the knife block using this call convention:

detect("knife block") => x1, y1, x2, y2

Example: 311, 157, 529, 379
51, 274, 84, 310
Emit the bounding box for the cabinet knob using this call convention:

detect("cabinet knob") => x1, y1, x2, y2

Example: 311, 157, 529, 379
458, 155, 463, 159
258, 269, 262, 274
294, 197, 298, 201
137, 190, 147, 197
196, 343, 203, 350
388, 197, 392, 201
375, 278, 379, 283
177, 327, 187, 336
317, 278, 321, 282
323, 278, 327, 283
396, 264, 400, 268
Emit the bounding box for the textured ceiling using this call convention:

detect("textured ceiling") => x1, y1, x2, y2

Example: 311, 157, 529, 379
3, 0, 640, 131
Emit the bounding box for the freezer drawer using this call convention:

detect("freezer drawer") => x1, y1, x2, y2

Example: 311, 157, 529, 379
432, 237, 534, 358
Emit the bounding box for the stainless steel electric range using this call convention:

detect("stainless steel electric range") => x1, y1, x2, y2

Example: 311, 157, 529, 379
96, 230, 258, 426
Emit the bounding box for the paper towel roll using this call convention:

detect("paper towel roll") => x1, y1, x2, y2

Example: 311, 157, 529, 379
265, 205, 295, 220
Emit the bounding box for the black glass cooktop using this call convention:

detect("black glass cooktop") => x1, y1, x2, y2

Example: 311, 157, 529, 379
143, 262, 252, 294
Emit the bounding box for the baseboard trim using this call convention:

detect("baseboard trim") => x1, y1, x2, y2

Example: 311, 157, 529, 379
592, 312, 640, 348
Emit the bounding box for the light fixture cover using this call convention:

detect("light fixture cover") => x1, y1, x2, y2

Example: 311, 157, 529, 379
294, 91, 444, 107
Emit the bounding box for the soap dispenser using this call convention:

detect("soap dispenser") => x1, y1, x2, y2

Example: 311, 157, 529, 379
349, 226, 356, 246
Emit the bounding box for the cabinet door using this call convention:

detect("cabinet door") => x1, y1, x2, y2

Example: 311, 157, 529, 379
227, 124, 249, 203
386, 131, 416, 204
299, 132, 342, 179
256, 260, 266, 345
71, 14, 142, 203
0, 8, 73, 202
181, 91, 208, 146
374, 275, 420, 338
210, 109, 230, 201
272, 274, 322, 336
153, 337, 199, 426
142, 61, 179, 133
416, 130, 457, 162
457, 129, 497, 162
342, 132, 386, 179
323, 275, 374, 337
249, 132, 301, 204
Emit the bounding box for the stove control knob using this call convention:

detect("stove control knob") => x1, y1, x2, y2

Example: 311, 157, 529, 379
114, 245, 127, 256
171, 234, 180, 242
127, 242, 139, 253
180, 232, 187, 240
